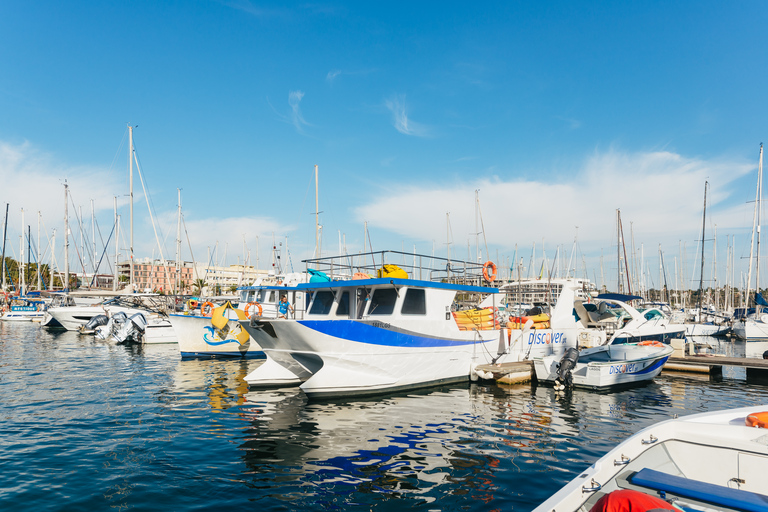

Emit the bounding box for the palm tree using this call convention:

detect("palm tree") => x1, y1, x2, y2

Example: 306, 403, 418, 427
192, 278, 205, 296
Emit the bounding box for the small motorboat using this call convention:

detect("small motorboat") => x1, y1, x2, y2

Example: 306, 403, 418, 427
534, 405, 768, 511
533, 342, 674, 390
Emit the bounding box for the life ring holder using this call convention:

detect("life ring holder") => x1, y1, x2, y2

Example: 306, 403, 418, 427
244, 302, 263, 318
482, 261, 497, 283
746, 411, 768, 428
201, 301, 214, 317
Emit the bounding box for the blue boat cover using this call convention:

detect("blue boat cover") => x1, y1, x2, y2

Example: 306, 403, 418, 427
756, 292, 768, 307
596, 293, 643, 302
630, 468, 768, 512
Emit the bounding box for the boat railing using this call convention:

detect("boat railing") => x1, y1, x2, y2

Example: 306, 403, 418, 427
302, 250, 491, 287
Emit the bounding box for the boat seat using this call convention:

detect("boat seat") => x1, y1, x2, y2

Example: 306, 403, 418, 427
630, 468, 768, 512
574, 300, 602, 328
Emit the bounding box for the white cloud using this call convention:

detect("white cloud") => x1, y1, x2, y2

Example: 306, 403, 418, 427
288, 90, 310, 133
385, 94, 429, 137
354, 149, 755, 283
326, 70, 341, 83
0, 140, 293, 273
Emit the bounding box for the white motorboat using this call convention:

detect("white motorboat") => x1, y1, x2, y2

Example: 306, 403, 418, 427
533, 342, 674, 390
0, 298, 46, 322
83, 310, 176, 344
576, 294, 687, 345
733, 310, 768, 340
240, 251, 602, 397
683, 322, 731, 337
534, 405, 768, 512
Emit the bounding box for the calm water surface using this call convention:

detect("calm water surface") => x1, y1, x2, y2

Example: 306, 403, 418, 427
1, 323, 767, 511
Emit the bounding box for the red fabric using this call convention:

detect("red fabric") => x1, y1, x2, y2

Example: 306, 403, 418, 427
590, 490, 676, 512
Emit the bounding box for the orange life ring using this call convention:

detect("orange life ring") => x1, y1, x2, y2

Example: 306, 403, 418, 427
746, 411, 768, 428
482, 261, 497, 283
201, 301, 214, 317
244, 302, 263, 317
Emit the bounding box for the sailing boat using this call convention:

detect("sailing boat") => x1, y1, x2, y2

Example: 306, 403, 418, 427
682, 181, 730, 336
733, 143, 768, 340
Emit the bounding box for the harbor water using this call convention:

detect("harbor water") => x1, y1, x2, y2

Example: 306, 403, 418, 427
2, 322, 767, 511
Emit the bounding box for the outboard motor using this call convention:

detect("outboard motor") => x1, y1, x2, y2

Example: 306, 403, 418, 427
96, 312, 129, 340
555, 347, 579, 390
81, 314, 109, 334
115, 313, 147, 344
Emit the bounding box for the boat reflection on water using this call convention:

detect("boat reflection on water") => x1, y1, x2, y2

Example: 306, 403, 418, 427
225, 379, 671, 507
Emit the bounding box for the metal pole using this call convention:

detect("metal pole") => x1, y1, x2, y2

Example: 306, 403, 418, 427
1, 203, 8, 291
129, 125, 134, 287
64, 182, 69, 291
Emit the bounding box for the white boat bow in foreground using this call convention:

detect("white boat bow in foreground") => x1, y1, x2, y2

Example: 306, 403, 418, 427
534, 405, 768, 512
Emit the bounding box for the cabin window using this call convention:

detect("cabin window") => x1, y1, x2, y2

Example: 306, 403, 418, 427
268, 291, 275, 303
336, 291, 350, 316
309, 290, 335, 315
401, 289, 426, 315
369, 288, 398, 316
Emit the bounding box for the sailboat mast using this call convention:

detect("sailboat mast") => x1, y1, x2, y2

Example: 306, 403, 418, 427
113, 196, 118, 292
698, 181, 707, 322
617, 209, 622, 293
758, 144, 764, 306
20, 209, 25, 294
475, 189, 480, 262
176, 189, 182, 294
314, 164, 320, 259
64, 182, 69, 291
1, 203, 8, 291
37, 212, 41, 291
129, 125, 134, 287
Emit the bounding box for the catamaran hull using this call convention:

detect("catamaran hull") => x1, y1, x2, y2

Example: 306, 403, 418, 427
241, 319, 580, 398
169, 314, 263, 358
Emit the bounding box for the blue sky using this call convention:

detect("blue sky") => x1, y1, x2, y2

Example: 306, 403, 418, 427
1, 1, 767, 292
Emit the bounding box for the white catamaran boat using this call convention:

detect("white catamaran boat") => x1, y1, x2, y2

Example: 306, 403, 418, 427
240, 251, 602, 398
534, 405, 768, 512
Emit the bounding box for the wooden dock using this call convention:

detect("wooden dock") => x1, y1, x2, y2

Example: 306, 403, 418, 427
474, 361, 534, 384
476, 355, 768, 385
664, 354, 768, 383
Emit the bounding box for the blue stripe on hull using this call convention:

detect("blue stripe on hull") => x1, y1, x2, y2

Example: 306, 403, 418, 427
634, 356, 669, 375
296, 320, 489, 348
180, 351, 265, 359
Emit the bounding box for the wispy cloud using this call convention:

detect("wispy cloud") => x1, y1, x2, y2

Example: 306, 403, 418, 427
385, 94, 429, 137
326, 68, 377, 85
555, 115, 582, 130
216, 0, 289, 17
271, 90, 310, 134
